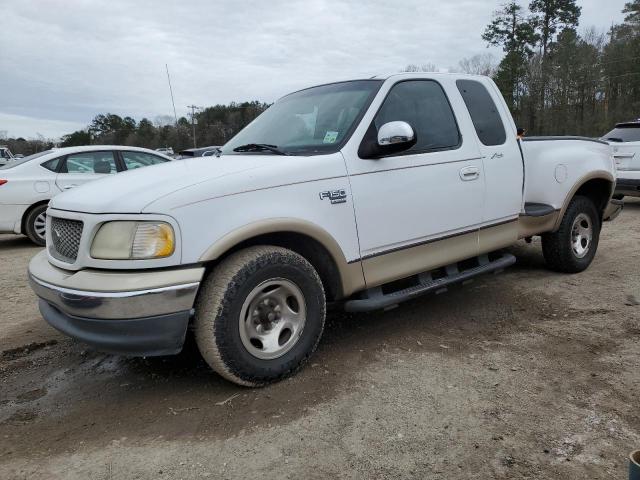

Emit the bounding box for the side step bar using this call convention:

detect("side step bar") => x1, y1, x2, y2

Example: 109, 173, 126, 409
344, 253, 516, 313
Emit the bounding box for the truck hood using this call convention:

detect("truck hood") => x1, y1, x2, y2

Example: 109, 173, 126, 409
50, 153, 346, 214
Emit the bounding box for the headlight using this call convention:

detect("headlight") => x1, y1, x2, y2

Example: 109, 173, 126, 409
91, 221, 175, 260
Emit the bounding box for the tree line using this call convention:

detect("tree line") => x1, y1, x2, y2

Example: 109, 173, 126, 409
4, 0, 640, 156
483, 0, 640, 136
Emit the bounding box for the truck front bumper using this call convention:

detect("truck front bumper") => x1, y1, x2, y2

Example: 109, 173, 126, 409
28, 251, 204, 356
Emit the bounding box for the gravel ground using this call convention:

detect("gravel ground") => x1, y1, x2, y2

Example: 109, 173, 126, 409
1, 199, 639, 479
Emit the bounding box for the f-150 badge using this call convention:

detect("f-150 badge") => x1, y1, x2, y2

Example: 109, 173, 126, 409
319, 189, 347, 204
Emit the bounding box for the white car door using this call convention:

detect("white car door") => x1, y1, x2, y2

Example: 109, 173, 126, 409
55, 151, 118, 191
343, 78, 485, 287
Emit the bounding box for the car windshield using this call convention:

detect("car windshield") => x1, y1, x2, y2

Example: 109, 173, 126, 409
221, 80, 383, 156
0, 150, 52, 169
602, 126, 640, 142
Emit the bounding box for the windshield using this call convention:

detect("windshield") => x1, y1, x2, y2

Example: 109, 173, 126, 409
0, 150, 52, 169
222, 80, 383, 156
602, 126, 640, 143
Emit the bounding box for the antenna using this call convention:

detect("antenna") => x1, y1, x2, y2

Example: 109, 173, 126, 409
166, 64, 178, 127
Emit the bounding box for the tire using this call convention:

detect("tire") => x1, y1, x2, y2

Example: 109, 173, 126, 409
541, 195, 600, 273
612, 194, 624, 200
24, 204, 48, 246
194, 246, 326, 387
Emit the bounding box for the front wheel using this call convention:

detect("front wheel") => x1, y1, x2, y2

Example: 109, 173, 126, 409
541, 195, 600, 273
194, 246, 326, 387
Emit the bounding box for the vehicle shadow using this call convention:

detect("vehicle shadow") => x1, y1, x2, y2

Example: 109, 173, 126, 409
0, 234, 39, 250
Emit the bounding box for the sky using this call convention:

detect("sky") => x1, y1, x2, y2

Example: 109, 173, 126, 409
0, 0, 628, 140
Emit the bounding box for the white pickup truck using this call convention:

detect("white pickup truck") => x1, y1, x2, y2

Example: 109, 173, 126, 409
602, 120, 640, 199
28, 73, 621, 386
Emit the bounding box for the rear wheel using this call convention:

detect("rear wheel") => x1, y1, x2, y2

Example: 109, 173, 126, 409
541, 195, 600, 273
24, 204, 48, 246
194, 246, 326, 387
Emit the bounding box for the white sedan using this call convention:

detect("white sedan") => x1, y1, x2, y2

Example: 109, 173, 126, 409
0, 145, 173, 245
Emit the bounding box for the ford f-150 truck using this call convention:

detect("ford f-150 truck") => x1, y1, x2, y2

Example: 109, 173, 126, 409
28, 73, 622, 386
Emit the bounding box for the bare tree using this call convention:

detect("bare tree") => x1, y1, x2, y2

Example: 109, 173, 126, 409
401, 63, 438, 73
456, 54, 498, 76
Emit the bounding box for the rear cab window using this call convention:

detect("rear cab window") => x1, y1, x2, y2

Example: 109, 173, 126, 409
456, 79, 507, 146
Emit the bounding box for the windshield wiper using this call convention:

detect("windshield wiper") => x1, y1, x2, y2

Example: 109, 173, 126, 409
232, 143, 289, 155
606, 137, 624, 143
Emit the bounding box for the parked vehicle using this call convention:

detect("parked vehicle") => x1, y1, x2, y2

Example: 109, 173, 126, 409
155, 147, 174, 156
178, 146, 221, 158
602, 120, 640, 199
29, 73, 621, 386
1, 146, 173, 245
0, 146, 14, 166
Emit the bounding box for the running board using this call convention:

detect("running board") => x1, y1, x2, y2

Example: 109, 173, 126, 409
344, 253, 516, 313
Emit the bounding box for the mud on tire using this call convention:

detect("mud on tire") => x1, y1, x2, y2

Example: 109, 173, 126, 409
541, 195, 600, 273
194, 246, 326, 387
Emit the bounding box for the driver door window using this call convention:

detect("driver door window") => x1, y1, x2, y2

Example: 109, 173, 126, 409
121, 151, 169, 170
373, 80, 461, 155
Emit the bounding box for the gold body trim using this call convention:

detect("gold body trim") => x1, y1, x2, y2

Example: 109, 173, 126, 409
198, 218, 366, 297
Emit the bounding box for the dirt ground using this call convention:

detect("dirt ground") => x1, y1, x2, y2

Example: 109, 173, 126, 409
0, 200, 639, 480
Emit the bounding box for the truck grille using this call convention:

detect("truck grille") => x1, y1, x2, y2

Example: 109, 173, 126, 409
49, 217, 83, 263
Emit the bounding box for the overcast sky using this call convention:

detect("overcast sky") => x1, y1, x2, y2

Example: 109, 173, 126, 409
0, 0, 627, 139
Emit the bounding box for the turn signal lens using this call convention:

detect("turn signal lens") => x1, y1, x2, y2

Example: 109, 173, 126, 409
0, 180, 7, 186
131, 222, 175, 259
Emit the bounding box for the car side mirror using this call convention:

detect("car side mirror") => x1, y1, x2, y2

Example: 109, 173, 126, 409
378, 121, 416, 147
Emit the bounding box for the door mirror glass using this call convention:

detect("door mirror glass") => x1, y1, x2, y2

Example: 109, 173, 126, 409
377, 121, 415, 146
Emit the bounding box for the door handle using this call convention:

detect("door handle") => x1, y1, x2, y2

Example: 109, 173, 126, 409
491, 153, 504, 159
62, 185, 78, 190
459, 166, 480, 181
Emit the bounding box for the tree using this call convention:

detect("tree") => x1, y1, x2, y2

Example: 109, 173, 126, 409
456, 54, 497, 76
529, 0, 581, 56
482, 2, 536, 119
60, 130, 91, 147
401, 63, 438, 73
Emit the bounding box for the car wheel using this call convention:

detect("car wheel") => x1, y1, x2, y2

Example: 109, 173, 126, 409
24, 204, 48, 246
612, 194, 624, 200
194, 246, 326, 387
541, 195, 600, 273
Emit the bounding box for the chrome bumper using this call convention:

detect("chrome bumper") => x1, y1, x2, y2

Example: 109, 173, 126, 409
28, 252, 204, 356
29, 274, 200, 320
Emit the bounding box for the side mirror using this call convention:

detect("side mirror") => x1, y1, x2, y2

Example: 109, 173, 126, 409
378, 121, 416, 147
359, 121, 417, 159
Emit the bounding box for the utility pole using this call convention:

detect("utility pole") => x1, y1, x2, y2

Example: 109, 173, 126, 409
187, 105, 200, 148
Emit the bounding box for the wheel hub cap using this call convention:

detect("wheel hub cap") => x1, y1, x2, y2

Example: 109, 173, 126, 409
571, 213, 593, 259
239, 278, 306, 360
34, 212, 47, 240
